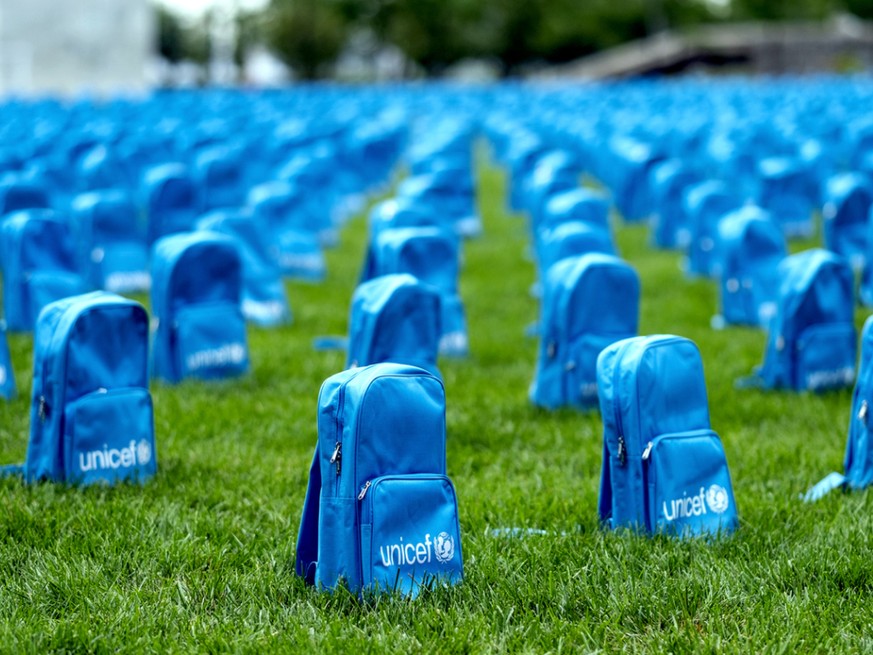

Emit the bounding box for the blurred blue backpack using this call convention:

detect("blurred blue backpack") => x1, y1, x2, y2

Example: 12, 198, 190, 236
197, 209, 291, 327
247, 181, 326, 281
0, 209, 87, 332
347, 274, 442, 375
649, 158, 701, 250
0, 321, 15, 399
716, 206, 786, 327
296, 363, 463, 597
150, 232, 249, 383
367, 227, 468, 357
822, 173, 872, 270
535, 221, 616, 276
0, 292, 156, 485
541, 188, 610, 233
143, 163, 200, 245
71, 190, 150, 293
597, 335, 738, 536
805, 315, 873, 501
531, 254, 639, 410
758, 157, 814, 239
683, 180, 744, 279
746, 249, 856, 392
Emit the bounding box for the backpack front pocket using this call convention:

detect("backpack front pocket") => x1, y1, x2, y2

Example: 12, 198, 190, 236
64, 387, 156, 485
642, 429, 737, 536
174, 302, 249, 380
795, 323, 856, 392
359, 474, 463, 597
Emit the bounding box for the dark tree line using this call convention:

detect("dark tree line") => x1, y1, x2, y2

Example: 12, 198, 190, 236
156, 0, 873, 79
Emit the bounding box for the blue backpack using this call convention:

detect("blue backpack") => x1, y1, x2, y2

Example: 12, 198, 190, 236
597, 335, 738, 536
716, 206, 786, 327
347, 274, 441, 375
541, 188, 610, 233
758, 157, 814, 239
247, 181, 326, 281
0, 292, 156, 485
822, 173, 873, 271
748, 249, 856, 392
0, 321, 15, 399
143, 163, 200, 245
649, 158, 701, 250
71, 190, 150, 293
0, 209, 87, 332
150, 232, 249, 383
367, 227, 468, 357
683, 180, 744, 279
805, 315, 873, 501
531, 254, 639, 410
197, 209, 291, 327
535, 221, 616, 275
295, 363, 463, 597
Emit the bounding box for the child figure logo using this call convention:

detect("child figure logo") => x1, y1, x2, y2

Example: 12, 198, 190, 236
705, 484, 730, 514
434, 531, 455, 563
136, 439, 153, 466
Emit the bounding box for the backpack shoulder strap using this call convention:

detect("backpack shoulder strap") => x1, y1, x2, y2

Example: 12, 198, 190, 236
295, 447, 321, 585
0, 463, 24, 478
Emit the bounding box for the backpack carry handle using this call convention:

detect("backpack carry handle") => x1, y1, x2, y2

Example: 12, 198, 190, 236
295, 448, 321, 585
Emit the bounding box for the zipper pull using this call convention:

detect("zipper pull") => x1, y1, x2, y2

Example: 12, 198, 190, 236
860, 400, 868, 425
642, 441, 653, 460
617, 435, 627, 466
357, 480, 371, 501
38, 396, 48, 423
329, 442, 342, 474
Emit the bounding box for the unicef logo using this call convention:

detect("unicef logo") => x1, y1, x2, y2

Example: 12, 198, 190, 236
433, 531, 455, 563
705, 484, 730, 514
136, 439, 152, 466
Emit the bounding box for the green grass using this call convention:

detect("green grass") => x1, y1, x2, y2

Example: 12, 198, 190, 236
2, 158, 872, 653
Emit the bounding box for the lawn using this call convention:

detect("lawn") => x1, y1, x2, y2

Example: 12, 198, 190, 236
1, 154, 872, 653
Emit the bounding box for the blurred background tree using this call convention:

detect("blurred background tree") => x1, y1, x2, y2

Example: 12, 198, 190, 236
156, 0, 873, 79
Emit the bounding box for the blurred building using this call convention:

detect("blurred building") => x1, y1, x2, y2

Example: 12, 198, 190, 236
0, 0, 154, 96
538, 15, 873, 79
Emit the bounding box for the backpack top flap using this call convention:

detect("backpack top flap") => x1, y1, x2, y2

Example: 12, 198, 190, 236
844, 315, 873, 486
718, 207, 786, 278
537, 221, 615, 271
27, 292, 149, 482
72, 190, 141, 243
824, 173, 873, 229
542, 188, 610, 232
152, 231, 243, 318
347, 274, 441, 370
376, 227, 459, 294
7, 210, 78, 273
545, 254, 640, 346
317, 363, 447, 501
197, 210, 279, 280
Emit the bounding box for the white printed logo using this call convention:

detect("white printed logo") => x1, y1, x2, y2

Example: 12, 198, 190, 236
663, 485, 730, 521
378, 531, 455, 567
705, 484, 730, 514
136, 439, 153, 466
79, 440, 153, 472
434, 532, 455, 563
185, 343, 247, 371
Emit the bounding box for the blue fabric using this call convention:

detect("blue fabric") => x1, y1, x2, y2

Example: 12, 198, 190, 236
150, 232, 249, 383
346, 274, 441, 376
11, 292, 157, 485
683, 180, 744, 279
531, 254, 639, 410
365, 227, 468, 357
0, 322, 15, 400
143, 163, 200, 245
0, 209, 86, 332
596, 335, 738, 536
752, 249, 856, 392
716, 206, 786, 327
71, 190, 150, 293
649, 159, 701, 250
197, 210, 291, 327
807, 315, 873, 500
295, 363, 463, 597
822, 173, 872, 270
535, 221, 616, 274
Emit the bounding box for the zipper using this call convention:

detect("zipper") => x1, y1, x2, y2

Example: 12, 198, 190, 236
859, 400, 868, 425
330, 442, 342, 474
611, 341, 632, 466
357, 480, 371, 500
